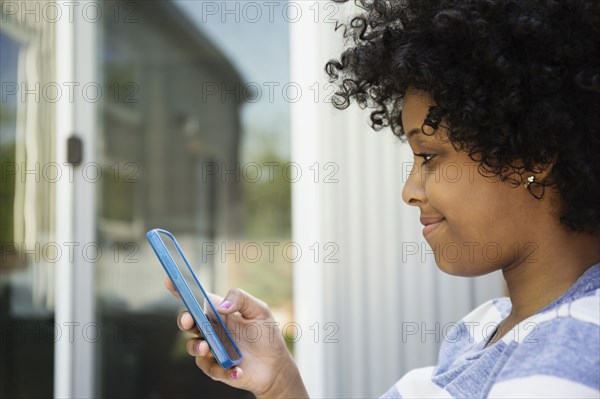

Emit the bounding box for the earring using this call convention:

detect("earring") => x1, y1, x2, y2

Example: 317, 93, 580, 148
524, 175, 545, 199
524, 176, 535, 188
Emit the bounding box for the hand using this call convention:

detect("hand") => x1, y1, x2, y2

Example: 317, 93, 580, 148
165, 278, 308, 398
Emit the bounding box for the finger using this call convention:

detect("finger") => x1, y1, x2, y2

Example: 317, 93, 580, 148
203, 293, 224, 316
195, 356, 243, 382
206, 293, 225, 309
164, 277, 180, 299
186, 338, 212, 357
216, 288, 270, 320
229, 366, 243, 381
177, 311, 201, 335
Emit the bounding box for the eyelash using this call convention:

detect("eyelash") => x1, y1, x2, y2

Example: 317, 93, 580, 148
414, 153, 436, 165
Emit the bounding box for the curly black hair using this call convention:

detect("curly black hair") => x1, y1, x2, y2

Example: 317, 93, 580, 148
325, 0, 600, 235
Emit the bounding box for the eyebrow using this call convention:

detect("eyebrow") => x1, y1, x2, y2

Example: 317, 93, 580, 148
406, 128, 422, 139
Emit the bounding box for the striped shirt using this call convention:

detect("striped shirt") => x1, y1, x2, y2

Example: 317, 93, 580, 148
381, 263, 600, 398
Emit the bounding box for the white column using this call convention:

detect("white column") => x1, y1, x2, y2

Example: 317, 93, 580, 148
54, 1, 97, 397
290, 2, 326, 396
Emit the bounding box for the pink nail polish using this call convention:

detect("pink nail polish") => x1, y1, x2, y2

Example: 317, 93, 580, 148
195, 341, 202, 354
232, 370, 239, 380
219, 300, 232, 309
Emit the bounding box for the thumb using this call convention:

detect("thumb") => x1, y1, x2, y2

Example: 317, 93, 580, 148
204, 292, 224, 315
206, 292, 224, 306
216, 288, 270, 320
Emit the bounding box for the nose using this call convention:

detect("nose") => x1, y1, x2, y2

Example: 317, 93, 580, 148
402, 162, 427, 206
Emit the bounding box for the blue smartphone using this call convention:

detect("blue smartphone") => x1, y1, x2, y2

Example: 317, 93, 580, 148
147, 228, 242, 369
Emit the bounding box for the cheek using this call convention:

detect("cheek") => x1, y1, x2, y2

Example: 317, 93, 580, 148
428, 173, 496, 234
426, 168, 528, 275
442, 169, 515, 226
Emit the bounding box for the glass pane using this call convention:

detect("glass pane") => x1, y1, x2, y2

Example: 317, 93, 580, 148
0, 29, 55, 398
94, 1, 290, 397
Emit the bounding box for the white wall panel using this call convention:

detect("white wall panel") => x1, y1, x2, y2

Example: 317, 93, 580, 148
291, 2, 506, 398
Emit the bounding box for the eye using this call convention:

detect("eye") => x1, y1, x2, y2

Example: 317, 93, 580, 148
413, 152, 435, 165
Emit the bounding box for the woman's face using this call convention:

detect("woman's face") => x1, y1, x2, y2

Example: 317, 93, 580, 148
401, 90, 553, 276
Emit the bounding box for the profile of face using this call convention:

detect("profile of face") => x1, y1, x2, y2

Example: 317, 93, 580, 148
401, 90, 559, 276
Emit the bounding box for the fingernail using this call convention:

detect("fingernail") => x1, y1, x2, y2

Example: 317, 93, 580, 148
195, 341, 202, 354
231, 370, 239, 380
219, 300, 232, 309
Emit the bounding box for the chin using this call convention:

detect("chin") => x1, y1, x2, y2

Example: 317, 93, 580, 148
434, 256, 497, 277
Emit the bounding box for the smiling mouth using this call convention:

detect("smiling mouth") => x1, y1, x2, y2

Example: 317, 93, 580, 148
422, 219, 445, 237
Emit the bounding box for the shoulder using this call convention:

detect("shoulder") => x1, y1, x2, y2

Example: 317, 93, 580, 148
504, 287, 599, 348
491, 288, 600, 395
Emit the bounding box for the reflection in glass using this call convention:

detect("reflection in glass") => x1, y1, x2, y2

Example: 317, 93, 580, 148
1, 25, 55, 398
95, 1, 250, 397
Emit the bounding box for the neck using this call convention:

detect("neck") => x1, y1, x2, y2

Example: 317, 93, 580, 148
502, 229, 600, 321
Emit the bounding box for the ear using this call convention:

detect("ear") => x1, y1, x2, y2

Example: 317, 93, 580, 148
521, 154, 558, 186
521, 155, 558, 200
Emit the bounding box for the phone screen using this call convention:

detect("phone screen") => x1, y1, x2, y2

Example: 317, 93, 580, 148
158, 231, 241, 362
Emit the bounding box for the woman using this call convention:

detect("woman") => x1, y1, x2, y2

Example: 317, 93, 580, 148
166, 0, 600, 397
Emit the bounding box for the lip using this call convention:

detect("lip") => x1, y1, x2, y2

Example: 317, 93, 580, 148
420, 216, 446, 237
